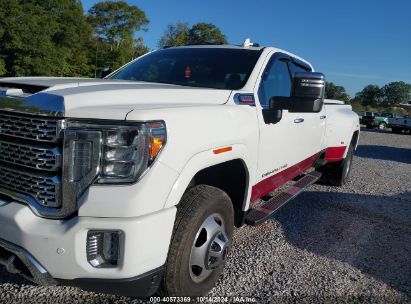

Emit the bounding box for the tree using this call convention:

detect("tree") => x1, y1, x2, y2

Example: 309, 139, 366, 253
0, 58, 6, 76
325, 82, 350, 102
87, 1, 149, 73
158, 22, 227, 47
158, 22, 190, 48
355, 84, 383, 106
87, 1, 148, 49
133, 37, 150, 58
381, 81, 411, 106
188, 22, 227, 45
0, 5, 5, 76
0, 0, 92, 77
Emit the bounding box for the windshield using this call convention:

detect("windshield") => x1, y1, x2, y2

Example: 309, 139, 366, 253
110, 48, 262, 90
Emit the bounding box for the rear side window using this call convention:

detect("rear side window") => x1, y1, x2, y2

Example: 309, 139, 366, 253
258, 59, 292, 108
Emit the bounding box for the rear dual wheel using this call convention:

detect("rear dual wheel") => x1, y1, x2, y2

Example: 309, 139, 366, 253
317, 144, 354, 186
378, 122, 387, 131
161, 185, 234, 296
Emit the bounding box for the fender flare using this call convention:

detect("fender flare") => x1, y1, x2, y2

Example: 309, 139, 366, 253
342, 125, 360, 158
162, 144, 253, 210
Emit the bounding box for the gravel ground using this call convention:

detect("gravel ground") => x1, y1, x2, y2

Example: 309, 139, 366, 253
1, 128, 410, 304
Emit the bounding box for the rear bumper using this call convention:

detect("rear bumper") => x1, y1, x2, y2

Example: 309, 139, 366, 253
362, 119, 376, 126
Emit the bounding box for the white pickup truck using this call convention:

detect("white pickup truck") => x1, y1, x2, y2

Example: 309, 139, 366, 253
0, 44, 360, 297
389, 115, 411, 133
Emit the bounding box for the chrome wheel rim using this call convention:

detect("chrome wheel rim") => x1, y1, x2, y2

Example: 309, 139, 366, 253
379, 123, 386, 130
189, 213, 230, 283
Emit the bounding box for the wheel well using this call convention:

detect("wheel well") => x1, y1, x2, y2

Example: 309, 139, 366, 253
351, 130, 360, 149
188, 159, 248, 227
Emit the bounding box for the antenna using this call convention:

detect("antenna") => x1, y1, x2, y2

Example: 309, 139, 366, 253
243, 38, 259, 47
243, 38, 252, 47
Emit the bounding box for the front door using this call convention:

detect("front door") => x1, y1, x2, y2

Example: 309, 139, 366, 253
252, 53, 325, 201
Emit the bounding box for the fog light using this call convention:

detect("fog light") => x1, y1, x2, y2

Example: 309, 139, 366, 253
87, 230, 121, 268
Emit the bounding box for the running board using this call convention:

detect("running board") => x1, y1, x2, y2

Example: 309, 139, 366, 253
245, 171, 321, 226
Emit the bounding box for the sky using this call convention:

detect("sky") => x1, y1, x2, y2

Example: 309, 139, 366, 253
81, 0, 411, 96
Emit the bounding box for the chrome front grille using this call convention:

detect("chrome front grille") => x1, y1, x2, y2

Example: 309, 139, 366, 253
0, 140, 61, 171
0, 111, 61, 142
0, 166, 61, 208
0, 110, 64, 212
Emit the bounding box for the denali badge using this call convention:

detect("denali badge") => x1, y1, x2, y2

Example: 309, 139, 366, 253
262, 164, 288, 178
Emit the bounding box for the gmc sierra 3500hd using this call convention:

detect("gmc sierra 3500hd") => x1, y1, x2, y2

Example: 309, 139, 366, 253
0, 42, 360, 297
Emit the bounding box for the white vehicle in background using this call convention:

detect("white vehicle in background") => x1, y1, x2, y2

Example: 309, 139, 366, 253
0, 41, 360, 297
389, 115, 411, 133
385, 104, 411, 133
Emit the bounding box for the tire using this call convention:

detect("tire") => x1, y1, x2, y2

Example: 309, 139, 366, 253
378, 122, 387, 131
161, 185, 234, 297
317, 144, 354, 186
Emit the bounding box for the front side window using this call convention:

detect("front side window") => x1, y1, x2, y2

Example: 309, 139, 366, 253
258, 58, 292, 108
110, 48, 262, 90
381, 113, 393, 118
289, 61, 311, 75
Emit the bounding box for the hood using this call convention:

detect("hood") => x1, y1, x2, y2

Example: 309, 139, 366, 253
0, 77, 232, 119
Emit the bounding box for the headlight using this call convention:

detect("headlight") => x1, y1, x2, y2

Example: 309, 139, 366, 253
99, 125, 148, 184
65, 120, 166, 185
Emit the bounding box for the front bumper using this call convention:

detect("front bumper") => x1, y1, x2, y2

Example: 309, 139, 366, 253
0, 238, 164, 297
58, 266, 164, 298
0, 238, 57, 286
0, 201, 176, 295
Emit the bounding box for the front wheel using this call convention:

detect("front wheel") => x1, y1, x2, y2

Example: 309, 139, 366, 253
161, 185, 234, 297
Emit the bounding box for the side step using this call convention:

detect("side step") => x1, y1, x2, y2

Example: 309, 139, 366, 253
245, 171, 321, 226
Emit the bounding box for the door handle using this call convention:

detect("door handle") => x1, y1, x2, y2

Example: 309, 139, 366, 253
294, 118, 304, 123
320, 115, 326, 119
